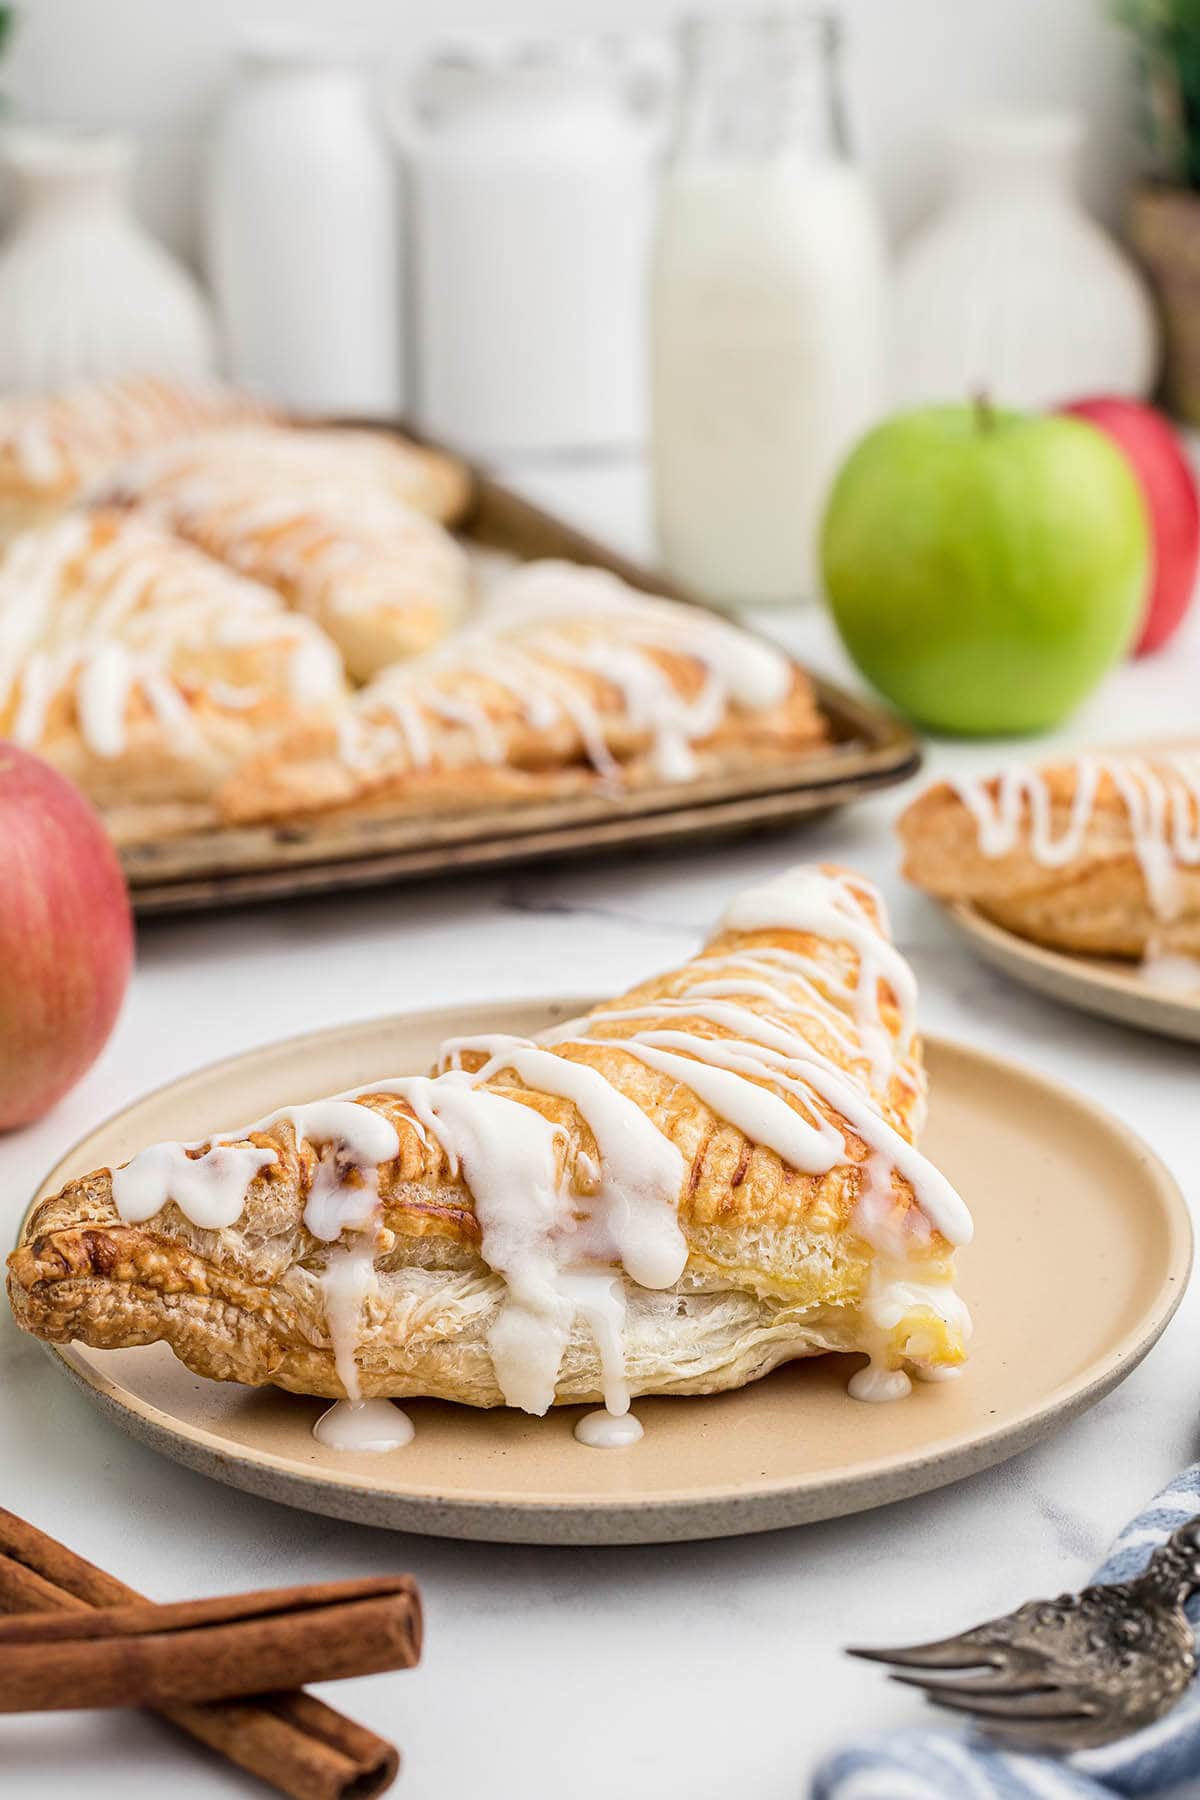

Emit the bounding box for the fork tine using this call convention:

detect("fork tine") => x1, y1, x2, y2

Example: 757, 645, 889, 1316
919, 1685, 1096, 1724
847, 1636, 1000, 1672
889, 1667, 1060, 1700
953, 1712, 1109, 1755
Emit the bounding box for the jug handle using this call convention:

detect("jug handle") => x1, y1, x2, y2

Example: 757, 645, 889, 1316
375, 61, 419, 158
627, 33, 675, 156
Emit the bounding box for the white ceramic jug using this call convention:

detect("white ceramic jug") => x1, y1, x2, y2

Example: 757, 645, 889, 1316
207, 28, 401, 418
893, 113, 1159, 408
0, 127, 216, 393
404, 36, 663, 457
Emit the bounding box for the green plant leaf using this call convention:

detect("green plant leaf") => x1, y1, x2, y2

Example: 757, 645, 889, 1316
1112, 0, 1200, 188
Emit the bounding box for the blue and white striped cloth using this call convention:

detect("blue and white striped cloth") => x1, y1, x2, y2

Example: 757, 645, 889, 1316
813, 1466, 1200, 1799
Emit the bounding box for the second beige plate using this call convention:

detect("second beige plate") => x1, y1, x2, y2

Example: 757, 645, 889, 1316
946, 902, 1200, 1045
27, 1000, 1190, 1545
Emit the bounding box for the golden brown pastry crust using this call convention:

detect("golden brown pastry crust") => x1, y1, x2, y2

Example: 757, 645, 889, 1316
9, 868, 968, 1407
899, 753, 1200, 956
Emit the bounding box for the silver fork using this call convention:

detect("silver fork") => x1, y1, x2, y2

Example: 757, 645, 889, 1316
847, 1515, 1200, 1751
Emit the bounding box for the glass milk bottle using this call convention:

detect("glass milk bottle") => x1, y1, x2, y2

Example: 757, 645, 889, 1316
651, 10, 887, 606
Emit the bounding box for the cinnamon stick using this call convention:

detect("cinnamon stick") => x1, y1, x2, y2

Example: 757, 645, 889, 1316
0, 1508, 410, 1800
0, 1575, 421, 1711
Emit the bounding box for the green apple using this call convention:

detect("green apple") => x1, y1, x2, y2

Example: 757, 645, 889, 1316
819, 403, 1150, 734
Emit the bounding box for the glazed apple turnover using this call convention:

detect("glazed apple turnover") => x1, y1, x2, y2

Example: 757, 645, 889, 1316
0, 508, 346, 841
0, 373, 270, 541
218, 561, 829, 826
899, 750, 1200, 972
99, 425, 473, 678
9, 866, 973, 1437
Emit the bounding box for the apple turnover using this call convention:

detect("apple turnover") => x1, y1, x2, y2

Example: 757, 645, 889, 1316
99, 425, 473, 678
8, 866, 973, 1436
0, 508, 346, 842
899, 749, 1200, 971
0, 373, 270, 541
217, 560, 829, 826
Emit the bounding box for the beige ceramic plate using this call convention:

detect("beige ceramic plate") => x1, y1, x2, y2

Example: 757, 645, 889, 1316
26, 999, 1191, 1546
945, 902, 1200, 1045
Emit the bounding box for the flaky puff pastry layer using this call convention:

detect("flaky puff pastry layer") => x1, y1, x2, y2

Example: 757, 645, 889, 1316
899, 752, 1200, 957
217, 566, 828, 828
0, 508, 348, 838
9, 869, 968, 1409
98, 425, 473, 678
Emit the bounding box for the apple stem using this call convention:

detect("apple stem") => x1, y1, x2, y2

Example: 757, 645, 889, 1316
973, 389, 996, 433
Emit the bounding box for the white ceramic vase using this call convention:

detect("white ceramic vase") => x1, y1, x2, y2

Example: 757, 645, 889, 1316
893, 114, 1160, 409
0, 127, 216, 393
207, 29, 401, 419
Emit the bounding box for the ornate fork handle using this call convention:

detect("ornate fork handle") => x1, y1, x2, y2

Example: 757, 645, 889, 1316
1130, 1513, 1200, 1610
847, 1511, 1200, 1751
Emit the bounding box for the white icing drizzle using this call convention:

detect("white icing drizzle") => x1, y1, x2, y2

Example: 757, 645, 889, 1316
75, 640, 137, 757
577, 1026, 969, 1247
1140, 949, 1200, 996
112, 1140, 279, 1227
848, 1365, 912, 1403
487, 560, 791, 711
373, 1072, 586, 1415
312, 1207, 421, 1448
694, 947, 890, 1084
574, 1408, 644, 1447
718, 866, 918, 1057
340, 557, 794, 788
436, 1034, 688, 1287
112, 1097, 399, 1238
313, 1397, 415, 1451
951, 753, 1200, 921
291, 1101, 400, 1240
320, 1242, 377, 1402
580, 1031, 844, 1173
368, 1062, 684, 1419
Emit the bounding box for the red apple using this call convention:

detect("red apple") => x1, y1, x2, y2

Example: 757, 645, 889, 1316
1059, 397, 1200, 655
0, 747, 133, 1129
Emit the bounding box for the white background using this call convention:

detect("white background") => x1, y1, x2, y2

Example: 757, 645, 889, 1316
5, 0, 1139, 261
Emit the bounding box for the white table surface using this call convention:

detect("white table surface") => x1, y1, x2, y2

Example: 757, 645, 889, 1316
3, 456, 1199, 1800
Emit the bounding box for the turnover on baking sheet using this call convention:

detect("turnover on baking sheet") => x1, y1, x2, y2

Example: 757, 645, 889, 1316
96, 422, 474, 677
8, 865, 972, 1439
0, 373, 271, 542
218, 561, 830, 827
0, 507, 347, 843
899, 748, 1200, 982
